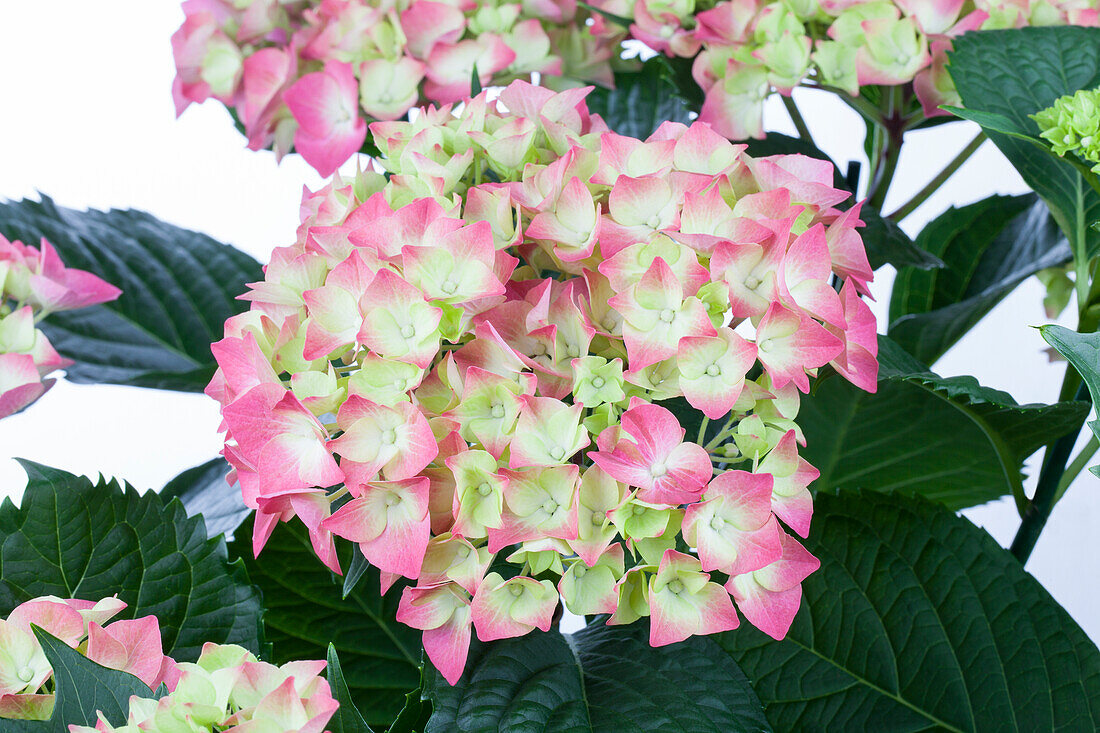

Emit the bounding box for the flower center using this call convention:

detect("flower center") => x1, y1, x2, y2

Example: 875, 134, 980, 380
647, 214, 661, 228
478, 482, 493, 496
549, 446, 565, 461
633, 505, 647, 516
591, 510, 605, 526
757, 338, 773, 352
744, 275, 761, 290
400, 324, 416, 339
542, 499, 559, 514
491, 402, 506, 419
17, 666, 34, 683
382, 428, 397, 444
591, 376, 605, 389
710, 516, 725, 531
667, 579, 684, 594
650, 462, 668, 478
659, 308, 676, 323
574, 565, 588, 578
385, 494, 401, 507
705, 363, 721, 377
509, 584, 524, 597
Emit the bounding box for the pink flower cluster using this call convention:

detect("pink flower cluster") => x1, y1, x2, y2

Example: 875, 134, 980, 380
71, 643, 337, 733
602, 0, 1100, 138
0, 595, 338, 730
207, 80, 878, 685
0, 596, 175, 721
172, 0, 624, 176
0, 236, 120, 419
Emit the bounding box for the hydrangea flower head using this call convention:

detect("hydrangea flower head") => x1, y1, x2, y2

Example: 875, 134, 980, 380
0, 235, 120, 419
0, 596, 173, 722
209, 80, 879, 685
69, 642, 338, 732
176, 0, 1100, 162
171, 0, 625, 174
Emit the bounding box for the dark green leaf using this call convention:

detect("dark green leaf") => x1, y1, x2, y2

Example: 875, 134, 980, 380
743, 133, 943, 271
0, 196, 262, 391
941, 106, 1044, 142
949, 27, 1100, 262
585, 57, 696, 140
327, 644, 378, 733
888, 194, 1070, 364
32, 626, 163, 732
231, 517, 422, 728
1040, 325, 1100, 477
424, 630, 589, 733
160, 457, 251, 539
718, 489, 1100, 731
0, 461, 263, 661
425, 623, 771, 732
386, 663, 431, 733
800, 337, 1090, 508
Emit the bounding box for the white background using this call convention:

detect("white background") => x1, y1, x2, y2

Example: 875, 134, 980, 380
0, 3, 1095, 638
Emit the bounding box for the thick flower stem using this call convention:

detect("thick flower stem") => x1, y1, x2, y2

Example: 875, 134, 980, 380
782, 94, 814, 147
1010, 381, 1091, 564
866, 87, 906, 210
887, 131, 986, 222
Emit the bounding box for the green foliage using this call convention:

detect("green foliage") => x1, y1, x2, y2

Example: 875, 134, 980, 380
230, 518, 422, 728
1040, 325, 1100, 477
718, 489, 1100, 731
0, 461, 263, 661
889, 194, 1069, 364
424, 622, 771, 732
0, 196, 262, 391
327, 644, 378, 733
799, 338, 1090, 509
584, 57, 696, 139
949, 27, 1100, 262
160, 457, 250, 539
742, 134, 943, 271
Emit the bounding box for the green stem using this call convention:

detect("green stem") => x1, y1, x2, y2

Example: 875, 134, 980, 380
866, 86, 906, 210
1010, 381, 1091, 564
782, 94, 814, 147
696, 416, 710, 446
704, 417, 738, 452
887, 131, 986, 222
1053, 435, 1099, 505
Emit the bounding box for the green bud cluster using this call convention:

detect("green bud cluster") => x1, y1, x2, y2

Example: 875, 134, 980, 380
1034, 87, 1100, 172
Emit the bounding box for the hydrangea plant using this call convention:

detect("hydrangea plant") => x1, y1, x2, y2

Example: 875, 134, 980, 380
3, 9, 1100, 733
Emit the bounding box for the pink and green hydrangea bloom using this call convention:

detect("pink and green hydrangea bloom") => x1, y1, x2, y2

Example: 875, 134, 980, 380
0, 596, 174, 722
0, 235, 119, 419
207, 79, 879, 686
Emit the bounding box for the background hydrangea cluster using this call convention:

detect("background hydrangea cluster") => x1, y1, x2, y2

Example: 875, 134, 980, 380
0, 236, 119, 419
207, 80, 878, 684
0, 595, 337, 730
172, 0, 1100, 176
171, 0, 626, 175
609, 0, 1099, 138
